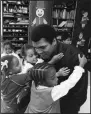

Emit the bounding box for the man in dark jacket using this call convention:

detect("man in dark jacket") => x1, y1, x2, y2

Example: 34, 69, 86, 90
31, 24, 89, 114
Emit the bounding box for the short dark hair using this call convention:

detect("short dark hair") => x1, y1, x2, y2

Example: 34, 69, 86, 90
3, 40, 13, 49
31, 24, 57, 44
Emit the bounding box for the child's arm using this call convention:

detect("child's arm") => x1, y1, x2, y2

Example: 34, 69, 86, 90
51, 54, 87, 101
10, 72, 32, 86
48, 53, 64, 64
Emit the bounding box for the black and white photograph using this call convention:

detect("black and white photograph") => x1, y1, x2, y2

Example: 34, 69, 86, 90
0, 0, 91, 113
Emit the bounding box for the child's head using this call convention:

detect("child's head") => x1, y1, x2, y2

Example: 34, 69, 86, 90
62, 33, 72, 44
30, 62, 58, 87
1, 55, 22, 76
3, 40, 13, 54
22, 44, 38, 64
82, 11, 88, 17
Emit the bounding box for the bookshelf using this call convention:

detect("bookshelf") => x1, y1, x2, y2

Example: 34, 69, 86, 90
2, 0, 29, 50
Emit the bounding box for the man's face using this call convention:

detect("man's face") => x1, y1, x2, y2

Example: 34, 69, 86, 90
32, 38, 55, 60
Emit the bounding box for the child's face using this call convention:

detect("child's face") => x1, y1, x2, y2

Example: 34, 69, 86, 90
4, 44, 12, 54
63, 38, 72, 44
44, 67, 58, 87
25, 49, 38, 64
83, 12, 88, 17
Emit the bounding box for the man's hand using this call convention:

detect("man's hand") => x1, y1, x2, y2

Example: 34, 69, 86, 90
56, 67, 70, 77
78, 54, 87, 67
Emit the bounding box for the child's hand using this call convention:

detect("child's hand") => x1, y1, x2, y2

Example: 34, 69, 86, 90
56, 67, 70, 77
49, 53, 64, 64
53, 53, 64, 61
78, 54, 87, 67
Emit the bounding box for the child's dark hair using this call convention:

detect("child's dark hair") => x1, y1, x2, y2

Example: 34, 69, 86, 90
1, 55, 18, 78
29, 62, 54, 87
3, 40, 13, 49
62, 32, 71, 41
31, 24, 57, 44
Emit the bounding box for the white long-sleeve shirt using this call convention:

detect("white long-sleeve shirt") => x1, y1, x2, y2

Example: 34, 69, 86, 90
37, 66, 84, 102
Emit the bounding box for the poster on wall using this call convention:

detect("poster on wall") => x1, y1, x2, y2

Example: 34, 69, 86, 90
30, 1, 52, 27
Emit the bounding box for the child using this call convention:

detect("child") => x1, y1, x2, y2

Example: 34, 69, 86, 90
21, 44, 44, 73
1, 40, 21, 62
1, 40, 14, 56
1, 55, 32, 113
1, 53, 67, 113
25, 54, 87, 113
81, 11, 89, 28
76, 32, 85, 47
61, 32, 72, 44
76, 32, 87, 56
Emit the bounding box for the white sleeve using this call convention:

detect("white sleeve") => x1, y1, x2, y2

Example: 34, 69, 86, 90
51, 66, 85, 101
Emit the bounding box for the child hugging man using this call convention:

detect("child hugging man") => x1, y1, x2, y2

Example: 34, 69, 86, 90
25, 54, 87, 113
1, 50, 69, 113
1, 54, 32, 113
1, 40, 21, 64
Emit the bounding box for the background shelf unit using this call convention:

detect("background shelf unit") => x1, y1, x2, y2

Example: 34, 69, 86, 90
52, 0, 77, 39
2, 0, 29, 51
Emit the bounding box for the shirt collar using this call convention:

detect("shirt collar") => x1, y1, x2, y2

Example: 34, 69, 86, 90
37, 85, 48, 89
